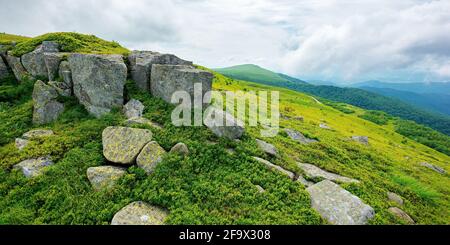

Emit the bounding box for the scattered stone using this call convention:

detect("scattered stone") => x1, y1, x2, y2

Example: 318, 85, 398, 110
352, 136, 369, 145
32, 80, 65, 125
111, 201, 168, 225
22, 129, 54, 139
319, 123, 331, 130
69, 54, 127, 117
298, 163, 359, 184
123, 99, 144, 119
124, 117, 163, 129
420, 162, 446, 175
296, 175, 314, 187
204, 108, 245, 140
87, 166, 127, 191
15, 138, 29, 151
136, 141, 166, 174
284, 128, 318, 144
170, 143, 189, 156
0, 56, 10, 80
294, 116, 304, 122
102, 126, 153, 165
388, 207, 415, 224
5, 53, 28, 82
387, 192, 404, 206
256, 139, 278, 156
255, 185, 266, 193
253, 157, 295, 180
307, 180, 375, 225
13, 156, 54, 178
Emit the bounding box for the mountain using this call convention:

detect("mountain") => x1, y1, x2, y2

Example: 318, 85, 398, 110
353, 80, 450, 95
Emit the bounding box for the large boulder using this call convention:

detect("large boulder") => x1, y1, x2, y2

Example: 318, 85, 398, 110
136, 141, 166, 174
32, 80, 65, 125
284, 129, 318, 144
150, 64, 213, 106
0, 56, 10, 80
256, 139, 278, 156
307, 180, 375, 225
102, 127, 153, 165
204, 108, 245, 140
128, 50, 192, 91
22, 42, 59, 78
4, 53, 28, 82
123, 99, 144, 119
13, 156, 54, 178
69, 54, 127, 117
253, 157, 295, 180
87, 166, 127, 191
111, 201, 168, 225
298, 163, 359, 184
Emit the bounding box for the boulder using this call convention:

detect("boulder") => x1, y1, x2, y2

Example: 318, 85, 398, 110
319, 123, 331, 130
44, 53, 64, 81
387, 192, 404, 206
204, 108, 245, 140
352, 136, 369, 145
256, 139, 277, 156
307, 180, 375, 225
136, 141, 166, 174
169, 142, 189, 156
32, 80, 65, 125
128, 50, 192, 91
294, 116, 304, 122
69, 54, 127, 117
102, 126, 153, 165
22, 42, 59, 78
298, 163, 359, 184
15, 138, 29, 151
22, 129, 54, 139
253, 157, 295, 180
123, 99, 144, 119
0, 56, 10, 80
388, 207, 415, 224
5, 53, 28, 82
58, 61, 73, 91
124, 117, 163, 129
420, 162, 446, 175
13, 156, 54, 178
48, 80, 71, 97
41, 41, 60, 52
87, 166, 127, 191
111, 201, 168, 225
284, 129, 318, 144
296, 175, 314, 187
150, 64, 213, 106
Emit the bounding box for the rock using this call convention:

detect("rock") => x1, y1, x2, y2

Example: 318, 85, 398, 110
253, 157, 295, 180
296, 175, 314, 187
298, 163, 359, 184
128, 50, 192, 91
294, 116, 304, 122
44, 53, 64, 81
387, 192, 404, 206
4, 53, 28, 82
48, 80, 71, 97
420, 162, 446, 175
307, 180, 375, 225
102, 126, 153, 165
22, 129, 54, 139
87, 166, 127, 191
319, 123, 331, 130
204, 108, 245, 140
58, 61, 73, 93
13, 156, 54, 178
255, 185, 266, 193
41, 41, 60, 52
111, 201, 168, 225
136, 141, 166, 174
124, 117, 163, 129
123, 99, 144, 119
0, 56, 10, 80
150, 64, 213, 106
32, 80, 65, 125
388, 207, 415, 224
284, 129, 318, 144
15, 138, 29, 151
69, 54, 127, 117
256, 139, 277, 156
169, 143, 189, 156
22, 43, 59, 78
352, 136, 369, 145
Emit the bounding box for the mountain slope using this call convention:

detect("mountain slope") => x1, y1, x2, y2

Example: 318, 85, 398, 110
353, 80, 450, 95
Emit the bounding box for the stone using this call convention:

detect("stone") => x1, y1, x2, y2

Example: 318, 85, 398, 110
284, 128, 318, 144
352, 136, 369, 145
296, 175, 314, 187
387, 192, 404, 206
102, 126, 153, 165
388, 207, 415, 224
4, 53, 28, 82
420, 162, 446, 175
22, 43, 59, 78
32, 80, 65, 125
41, 41, 60, 52
255, 185, 266, 193
0, 56, 10, 80
15, 138, 29, 151
13, 156, 54, 178
22, 129, 54, 139
204, 107, 245, 140
294, 116, 304, 122
128, 50, 192, 91
150, 64, 213, 106
111, 201, 168, 225
124, 117, 163, 129
87, 166, 127, 191
58, 61, 73, 93
69, 54, 127, 117
48, 80, 71, 97
253, 157, 295, 180
123, 99, 144, 119
44, 53, 64, 81
307, 180, 375, 225
136, 141, 166, 174
319, 123, 331, 130
256, 139, 277, 156
298, 163, 359, 184
169, 143, 189, 156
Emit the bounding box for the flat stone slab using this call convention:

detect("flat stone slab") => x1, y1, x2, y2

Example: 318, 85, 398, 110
256, 139, 278, 156
420, 162, 446, 175
298, 163, 359, 183
111, 201, 168, 225
284, 129, 317, 144
307, 180, 375, 225
14, 156, 54, 178
87, 166, 127, 191
253, 157, 295, 180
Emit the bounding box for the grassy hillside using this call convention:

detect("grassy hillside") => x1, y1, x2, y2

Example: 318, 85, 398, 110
0, 33, 30, 45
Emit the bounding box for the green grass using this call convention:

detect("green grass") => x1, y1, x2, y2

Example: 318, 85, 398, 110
0, 33, 30, 45
214, 64, 294, 84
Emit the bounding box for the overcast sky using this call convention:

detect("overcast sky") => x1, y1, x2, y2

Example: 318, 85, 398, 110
1, 0, 449, 84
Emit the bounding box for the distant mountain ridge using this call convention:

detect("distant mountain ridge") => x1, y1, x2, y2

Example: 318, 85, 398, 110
352, 80, 450, 95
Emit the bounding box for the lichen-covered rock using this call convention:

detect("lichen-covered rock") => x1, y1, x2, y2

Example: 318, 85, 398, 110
123, 99, 144, 119
58, 61, 72, 92
5, 53, 28, 82
48, 80, 71, 97
204, 108, 245, 140
284, 129, 318, 144
22, 42, 59, 78
0, 56, 11, 80
13, 156, 54, 178
169, 142, 189, 156
150, 64, 213, 105
420, 162, 446, 175
32, 80, 65, 125
307, 180, 375, 225
136, 141, 166, 174
69, 54, 127, 117
22, 129, 54, 139
111, 201, 168, 225
253, 157, 295, 180
256, 139, 277, 156
298, 163, 359, 184
296, 175, 314, 187
352, 136, 369, 145
102, 127, 153, 165
128, 50, 192, 91
44, 52, 65, 81
388, 207, 415, 224
387, 192, 404, 206
124, 117, 163, 129
15, 138, 29, 151
87, 166, 127, 191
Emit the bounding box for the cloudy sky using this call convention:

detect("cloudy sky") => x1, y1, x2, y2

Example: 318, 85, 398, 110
1, 0, 449, 84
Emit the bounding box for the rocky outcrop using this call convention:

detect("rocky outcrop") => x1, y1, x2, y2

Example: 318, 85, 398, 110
420, 162, 446, 175
22, 42, 59, 77
284, 129, 317, 144
48, 80, 71, 97
123, 99, 144, 119
44, 52, 64, 81
32, 80, 65, 125
0, 56, 10, 80
87, 166, 127, 191
204, 108, 245, 140
69, 54, 127, 117
102, 126, 153, 165
5, 53, 28, 82
13, 156, 54, 178
169, 142, 189, 156
58, 61, 72, 92
388, 207, 414, 224
253, 157, 295, 180
352, 136, 369, 145
387, 192, 404, 206
111, 201, 168, 225
124, 117, 163, 129
307, 180, 375, 225
136, 141, 166, 174
256, 139, 277, 156
128, 50, 192, 91
298, 163, 359, 184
